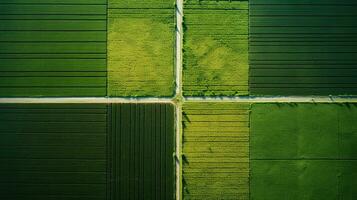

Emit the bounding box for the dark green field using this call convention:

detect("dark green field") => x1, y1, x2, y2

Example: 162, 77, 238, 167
0, 103, 175, 200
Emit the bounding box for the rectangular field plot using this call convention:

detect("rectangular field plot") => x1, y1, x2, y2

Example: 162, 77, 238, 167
183, 1, 249, 96
0, 103, 176, 200
0, 1, 107, 97
0, 104, 108, 200
182, 102, 250, 199
109, 103, 175, 200
108, 1, 175, 97
109, 0, 174, 9
250, 103, 357, 200
249, 0, 357, 95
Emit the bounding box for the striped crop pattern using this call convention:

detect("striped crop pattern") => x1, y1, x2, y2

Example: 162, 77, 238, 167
0, 104, 108, 200
250, 0, 357, 95
0, 0, 107, 97
182, 102, 250, 199
108, 103, 175, 200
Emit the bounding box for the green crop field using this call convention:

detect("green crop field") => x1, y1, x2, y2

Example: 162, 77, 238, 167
109, 0, 174, 9
251, 103, 357, 200
0, 103, 175, 200
182, 102, 250, 199
0, 1, 107, 97
0, 104, 108, 199
108, 1, 175, 97
249, 0, 357, 95
183, 1, 249, 96
109, 103, 175, 199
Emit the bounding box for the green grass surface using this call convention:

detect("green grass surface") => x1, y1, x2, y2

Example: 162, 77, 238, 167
182, 102, 250, 199
251, 103, 357, 200
108, 9, 175, 97
183, 1, 249, 96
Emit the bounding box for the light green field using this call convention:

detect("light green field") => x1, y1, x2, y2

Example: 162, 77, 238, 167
108, 8, 175, 97
109, 0, 174, 9
182, 102, 250, 199
183, 1, 249, 96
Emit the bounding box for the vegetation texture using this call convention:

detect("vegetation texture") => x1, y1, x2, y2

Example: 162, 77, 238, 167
0, 103, 175, 200
182, 102, 250, 199
251, 103, 357, 200
109, 103, 175, 200
183, 1, 249, 96
250, 0, 357, 95
108, 1, 175, 97
0, 1, 107, 97
0, 104, 108, 199
109, 0, 174, 9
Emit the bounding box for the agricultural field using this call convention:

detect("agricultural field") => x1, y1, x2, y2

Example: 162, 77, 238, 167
249, 0, 357, 95
108, 1, 175, 97
0, 1, 107, 97
250, 103, 357, 200
109, 0, 174, 9
182, 102, 250, 199
0, 104, 108, 199
0, 103, 175, 200
109, 103, 175, 199
183, 1, 249, 96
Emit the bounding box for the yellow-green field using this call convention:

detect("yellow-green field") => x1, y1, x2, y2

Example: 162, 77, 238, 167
108, 4, 175, 97
182, 102, 250, 199
183, 1, 249, 96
